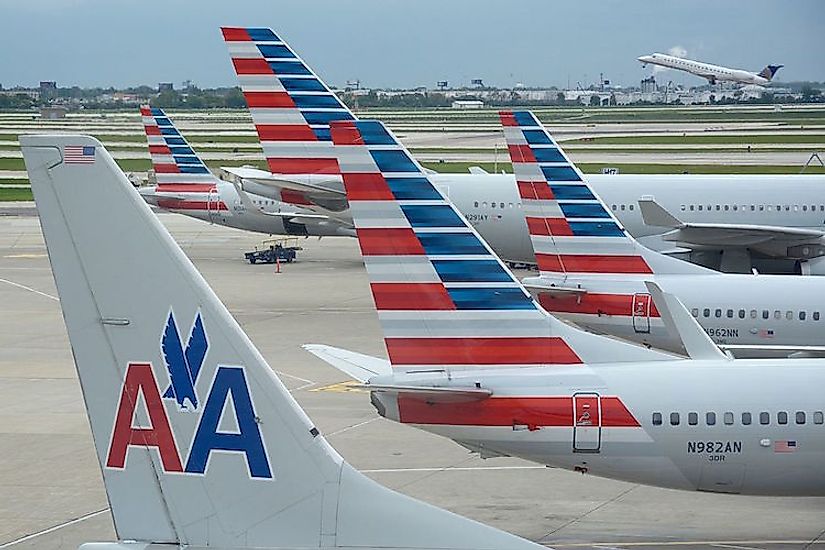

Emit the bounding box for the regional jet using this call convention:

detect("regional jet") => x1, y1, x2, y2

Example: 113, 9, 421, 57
22, 133, 546, 550
307, 119, 825, 496
221, 27, 824, 274
638, 53, 783, 86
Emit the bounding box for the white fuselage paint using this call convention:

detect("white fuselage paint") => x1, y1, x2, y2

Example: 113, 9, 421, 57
637, 54, 775, 85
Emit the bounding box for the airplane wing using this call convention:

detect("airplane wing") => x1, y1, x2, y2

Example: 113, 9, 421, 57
229, 180, 331, 223
639, 197, 824, 248
220, 166, 345, 198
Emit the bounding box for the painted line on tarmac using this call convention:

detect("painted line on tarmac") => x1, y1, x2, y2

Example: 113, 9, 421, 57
0, 508, 109, 547
327, 418, 379, 437
273, 369, 315, 393
0, 277, 58, 301
311, 380, 367, 393
546, 541, 825, 548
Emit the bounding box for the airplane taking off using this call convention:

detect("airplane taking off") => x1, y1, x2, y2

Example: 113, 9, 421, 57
221, 27, 825, 274
501, 110, 825, 358
21, 133, 544, 549
638, 53, 782, 86
307, 119, 825, 497
139, 105, 354, 237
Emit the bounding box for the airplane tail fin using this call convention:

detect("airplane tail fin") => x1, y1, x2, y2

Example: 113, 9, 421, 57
758, 64, 783, 81
21, 134, 544, 550
220, 27, 355, 176
500, 110, 709, 277
328, 120, 671, 368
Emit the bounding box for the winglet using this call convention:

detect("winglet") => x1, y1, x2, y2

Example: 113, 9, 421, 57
303, 344, 391, 382
638, 196, 684, 228
644, 281, 730, 361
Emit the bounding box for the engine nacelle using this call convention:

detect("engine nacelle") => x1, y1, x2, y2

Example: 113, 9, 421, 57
796, 256, 825, 276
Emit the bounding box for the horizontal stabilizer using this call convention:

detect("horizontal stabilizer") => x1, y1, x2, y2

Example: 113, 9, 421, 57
645, 281, 729, 361
638, 197, 683, 228
720, 344, 825, 359
358, 384, 492, 403
303, 344, 391, 382
221, 166, 345, 197
521, 276, 587, 296
468, 166, 490, 175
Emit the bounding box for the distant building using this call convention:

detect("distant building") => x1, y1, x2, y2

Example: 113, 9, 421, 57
39, 81, 57, 100
40, 106, 67, 119
640, 76, 657, 93
451, 99, 484, 109
158, 82, 174, 92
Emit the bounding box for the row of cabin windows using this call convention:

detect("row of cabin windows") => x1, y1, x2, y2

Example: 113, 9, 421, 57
680, 204, 825, 213
611, 204, 635, 212
691, 308, 821, 321
653, 410, 825, 426
252, 199, 275, 206
474, 201, 518, 209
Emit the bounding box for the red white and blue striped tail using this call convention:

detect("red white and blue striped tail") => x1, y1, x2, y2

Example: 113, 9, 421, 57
221, 27, 355, 176
329, 120, 671, 369
501, 110, 655, 277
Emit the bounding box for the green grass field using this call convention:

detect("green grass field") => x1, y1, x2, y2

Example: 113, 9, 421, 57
0, 188, 33, 201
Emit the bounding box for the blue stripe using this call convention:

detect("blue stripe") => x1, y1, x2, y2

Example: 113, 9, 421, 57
178, 165, 210, 174
281, 78, 326, 92
355, 121, 395, 145
168, 146, 195, 156
246, 28, 280, 42
257, 44, 295, 59
549, 184, 594, 200
559, 203, 611, 219
533, 148, 566, 163
154, 117, 173, 127
513, 112, 538, 127
160, 127, 179, 136
312, 128, 331, 141
432, 260, 511, 283
541, 166, 581, 182
268, 61, 312, 76
447, 288, 536, 310
150, 108, 165, 117
302, 111, 355, 125
370, 150, 419, 173
386, 177, 442, 200
417, 232, 488, 255
164, 137, 186, 146
568, 221, 625, 237
173, 155, 203, 166
401, 205, 464, 228
292, 94, 342, 108
523, 129, 552, 145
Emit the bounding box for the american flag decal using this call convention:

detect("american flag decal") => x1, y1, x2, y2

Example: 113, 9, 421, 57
774, 440, 797, 453
758, 328, 775, 339
64, 145, 95, 164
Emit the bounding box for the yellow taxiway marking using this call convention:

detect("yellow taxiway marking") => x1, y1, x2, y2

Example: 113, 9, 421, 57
311, 380, 367, 393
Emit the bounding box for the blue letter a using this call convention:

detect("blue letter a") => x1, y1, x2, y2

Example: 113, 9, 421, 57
186, 366, 272, 479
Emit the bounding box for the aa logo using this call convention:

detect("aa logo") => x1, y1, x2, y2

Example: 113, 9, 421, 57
105, 311, 272, 479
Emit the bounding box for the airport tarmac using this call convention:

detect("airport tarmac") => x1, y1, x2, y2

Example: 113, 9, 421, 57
1, 212, 825, 549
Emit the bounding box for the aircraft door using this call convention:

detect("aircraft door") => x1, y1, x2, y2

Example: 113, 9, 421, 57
632, 293, 652, 334
572, 393, 601, 453
207, 189, 220, 224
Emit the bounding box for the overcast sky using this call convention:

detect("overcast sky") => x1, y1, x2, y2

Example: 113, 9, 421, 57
1, 0, 823, 90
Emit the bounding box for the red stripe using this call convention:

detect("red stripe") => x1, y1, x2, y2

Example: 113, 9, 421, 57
507, 144, 536, 163
329, 121, 362, 145
518, 181, 553, 200
558, 255, 653, 274
371, 283, 455, 310
139, 107, 152, 117
280, 189, 313, 206
232, 58, 272, 75
526, 217, 573, 237
145, 125, 161, 136
243, 91, 295, 108
499, 112, 518, 127
398, 395, 638, 427
155, 184, 216, 193
266, 157, 340, 175
148, 145, 171, 155
385, 337, 581, 365
356, 228, 424, 256
343, 173, 393, 200
536, 253, 565, 273
153, 164, 180, 174
156, 199, 228, 211
256, 124, 317, 141
221, 27, 252, 41
540, 292, 660, 317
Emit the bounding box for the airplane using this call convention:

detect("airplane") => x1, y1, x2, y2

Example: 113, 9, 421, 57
138, 105, 354, 237
21, 133, 546, 550
638, 53, 783, 86
306, 118, 825, 497
499, 109, 825, 358
220, 27, 825, 274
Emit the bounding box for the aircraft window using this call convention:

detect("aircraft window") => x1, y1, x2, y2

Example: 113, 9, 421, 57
691, 308, 699, 317
732, 205, 738, 212
688, 412, 698, 425
751, 205, 755, 211
612, 204, 617, 211
778, 411, 788, 425
776, 205, 781, 211
474, 201, 479, 208
726, 309, 734, 318
500, 203, 505, 209
621, 204, 626, 211
703, 308, 710, 317
820, 205, 824, 211
698, 205, 703, 211
724, 205, 729, 211
739, 309, 746, 319
652, 412, 663, 425
482, 202, 488, 207
812, 205, 817, 211
690, 205, 694, 211
681, 205, 686, 211
715, 205, 721, 211
706, 204, 711, 211
508, 203, 514, 208
760, 205, 765, 211
742, 412, 752, 425
803, 205, 808, 211
629, 204, 634, 211
724, 412, 734, 425
760, 412, 770, 425
774, 310, 781, 320
814, 411, 824, 424
715, 309, 722, 318
815, 312, 821, 321
706, 412, 716, 426
767, 205, 772, 211
750, 309, 757, 319
800, 311, 807, 321
670, 412, 680, 426
786, 311, 793, 320
785, 205, 790, 211
796, 411, 806, 424
762, 310, 769, 320
491, 202, 496, 209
